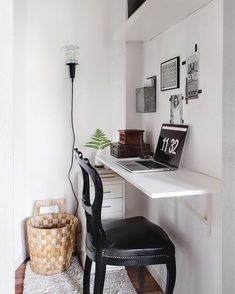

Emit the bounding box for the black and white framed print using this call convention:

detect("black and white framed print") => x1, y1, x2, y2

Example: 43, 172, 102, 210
170, 94, 184, 124
161, 57, 180, 91
186, 53, 199, 99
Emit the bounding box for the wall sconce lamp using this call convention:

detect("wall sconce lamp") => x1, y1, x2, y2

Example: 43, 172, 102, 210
65, 45, 79, 215
66, 45, 79, 80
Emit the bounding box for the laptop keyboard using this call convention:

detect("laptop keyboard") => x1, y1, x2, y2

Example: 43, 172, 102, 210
136, 160, 167, 169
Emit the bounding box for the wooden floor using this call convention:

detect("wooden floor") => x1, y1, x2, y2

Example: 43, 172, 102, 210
15, 259, 28, 294
15, 260, 163, 294
126, 266, 163, 294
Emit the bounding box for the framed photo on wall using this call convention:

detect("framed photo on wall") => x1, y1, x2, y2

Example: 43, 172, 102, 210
161, 56, 180, 91
186, 53, 199, 99
170, 94, 184, 124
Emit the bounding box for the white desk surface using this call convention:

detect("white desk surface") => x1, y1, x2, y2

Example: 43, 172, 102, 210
96, 153, 221, 199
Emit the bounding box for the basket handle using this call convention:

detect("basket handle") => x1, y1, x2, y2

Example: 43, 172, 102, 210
33, 199, 66, 216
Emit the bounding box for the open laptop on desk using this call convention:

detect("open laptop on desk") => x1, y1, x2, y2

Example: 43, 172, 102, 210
115, 124, 188, 173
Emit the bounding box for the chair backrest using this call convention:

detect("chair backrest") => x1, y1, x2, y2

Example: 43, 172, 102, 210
75, 150, 106, 250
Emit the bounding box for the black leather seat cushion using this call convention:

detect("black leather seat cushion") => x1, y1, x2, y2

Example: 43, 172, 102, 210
87, 216, 175, 259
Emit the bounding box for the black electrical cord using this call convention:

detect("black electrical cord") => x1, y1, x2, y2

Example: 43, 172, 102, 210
140, 135, 145, 158
140, 135, 153, 159
68, 77, 79, 216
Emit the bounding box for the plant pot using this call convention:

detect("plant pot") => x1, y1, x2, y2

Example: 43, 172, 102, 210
95, 149, 104, 167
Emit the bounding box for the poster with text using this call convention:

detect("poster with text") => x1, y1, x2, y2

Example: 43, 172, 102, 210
186, 54, 199, 99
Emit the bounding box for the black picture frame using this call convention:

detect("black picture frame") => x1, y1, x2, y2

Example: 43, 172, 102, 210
161, 56, 180, 91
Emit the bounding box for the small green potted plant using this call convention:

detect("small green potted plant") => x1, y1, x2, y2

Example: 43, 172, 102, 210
85, 129, 112, 166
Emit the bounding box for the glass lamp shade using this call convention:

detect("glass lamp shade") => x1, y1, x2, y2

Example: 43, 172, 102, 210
65, 45, 79, 64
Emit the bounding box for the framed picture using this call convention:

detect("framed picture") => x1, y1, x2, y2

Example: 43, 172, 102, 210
170, 94, 184, 124
161, 57, 180, 91
186, 53, 199, 99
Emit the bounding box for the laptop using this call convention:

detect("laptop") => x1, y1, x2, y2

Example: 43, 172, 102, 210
115, 124, 188, 173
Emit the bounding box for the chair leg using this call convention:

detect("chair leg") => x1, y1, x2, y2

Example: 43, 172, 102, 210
93, 257, 106, 294
165, 257, 176, 294
137, 265, 145, 289
83, 255, 92, 294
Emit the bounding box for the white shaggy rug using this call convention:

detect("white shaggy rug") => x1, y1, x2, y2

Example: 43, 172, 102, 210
23, 256, 136, 294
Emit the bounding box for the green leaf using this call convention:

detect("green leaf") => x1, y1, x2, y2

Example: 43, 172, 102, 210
95, 129, 103, 136
85, 129, 112, 150
85, 141, 99, 146
91, 136, 100, 142
100, 142, 111, 149
84, 144, 99, 149
101, 139, 111, 144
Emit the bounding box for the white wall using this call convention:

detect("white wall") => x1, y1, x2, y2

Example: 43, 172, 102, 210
0, 0, 15, 292
126, 42, 143, 129
109, 0, 127, 141
14, 0, 114, 267
14, 0, 28, 269
140, 0, 222, 178
125, 1, 223, 293
222, 0, 235, 292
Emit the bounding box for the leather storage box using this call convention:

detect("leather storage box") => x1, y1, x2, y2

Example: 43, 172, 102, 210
118, 129, 144, 145
110, 142, 150, 158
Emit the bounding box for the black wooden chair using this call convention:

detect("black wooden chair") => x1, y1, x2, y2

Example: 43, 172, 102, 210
75, 150, 176, 294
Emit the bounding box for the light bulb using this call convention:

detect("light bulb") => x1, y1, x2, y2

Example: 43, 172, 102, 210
65, 45, 79, 65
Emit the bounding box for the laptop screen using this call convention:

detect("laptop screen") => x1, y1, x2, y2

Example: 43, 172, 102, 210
154, 124, 188, 168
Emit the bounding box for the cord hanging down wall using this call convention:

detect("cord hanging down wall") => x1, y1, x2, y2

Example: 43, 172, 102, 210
65, 45, 79, 216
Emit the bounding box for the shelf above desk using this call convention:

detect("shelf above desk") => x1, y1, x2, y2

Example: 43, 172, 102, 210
96, 153, 221, 199
114, 0, 214, 41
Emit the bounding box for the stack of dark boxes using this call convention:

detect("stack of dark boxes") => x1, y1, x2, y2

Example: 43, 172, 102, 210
110, 129, 150, 158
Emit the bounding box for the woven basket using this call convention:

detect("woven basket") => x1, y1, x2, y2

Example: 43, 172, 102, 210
27, 199, 78, 275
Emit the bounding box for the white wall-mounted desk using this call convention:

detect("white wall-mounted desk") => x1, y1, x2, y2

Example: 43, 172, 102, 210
97, 153, 221, 234
97, 153, 221, 199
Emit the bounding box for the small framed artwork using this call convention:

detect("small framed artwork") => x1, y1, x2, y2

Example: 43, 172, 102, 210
186, 53, 199, 99
170, 94, 184, 124
161, 56, 180, 91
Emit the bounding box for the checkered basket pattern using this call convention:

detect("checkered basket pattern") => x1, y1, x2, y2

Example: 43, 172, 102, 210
26, 200, 78, 275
